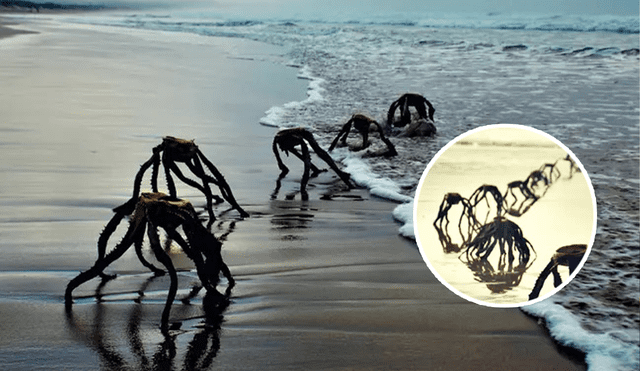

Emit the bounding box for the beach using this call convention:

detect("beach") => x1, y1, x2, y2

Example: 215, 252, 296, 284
0, 15, 589, 370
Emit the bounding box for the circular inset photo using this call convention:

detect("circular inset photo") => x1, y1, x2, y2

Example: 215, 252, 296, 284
413, 124, 596, 307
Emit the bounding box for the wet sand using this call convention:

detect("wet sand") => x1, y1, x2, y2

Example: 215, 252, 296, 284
0, 16, 585, 370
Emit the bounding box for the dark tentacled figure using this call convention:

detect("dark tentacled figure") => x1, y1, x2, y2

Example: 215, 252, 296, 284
328, 114, 397, 156
433, 193, 478, 252
387, 93, 435, 127
65, 192, 234, 330
462, 216, 536, 271
123, 136, 249, 224
528, 244, 586, 300
469, 184, 506, 225
273, 127, 353, 199
504, 180, 539, 217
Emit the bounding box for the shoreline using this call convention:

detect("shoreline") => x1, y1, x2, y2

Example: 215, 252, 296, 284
0, 16, 588, 370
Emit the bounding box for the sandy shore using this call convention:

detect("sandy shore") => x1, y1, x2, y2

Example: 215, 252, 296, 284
0, 16, 585, 370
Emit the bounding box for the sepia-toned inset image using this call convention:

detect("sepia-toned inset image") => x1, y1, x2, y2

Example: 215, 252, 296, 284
414, 124, 596, 307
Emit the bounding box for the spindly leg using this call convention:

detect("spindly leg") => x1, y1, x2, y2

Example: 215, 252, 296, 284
283, 146, 324, 175
133, 224, 165, 276
151, 152, 161, 193
304, 134, 353, 188
96, 210, 130, 280
300, 141, 311, 199
163, 157, 178, 198
168, 160, 217, 222
147, 222, 178, 330
529, 260, 559, 300
373, 123, 397, 156
65, 227, 138, 308
164, 229, 210, 289
192, 153, 248, 217
328, 123, 351, 151
272, 139, 290, 177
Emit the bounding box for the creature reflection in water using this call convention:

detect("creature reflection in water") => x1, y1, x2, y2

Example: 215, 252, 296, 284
65, 192, 234, 330
66, 278, 231, 371
432, 154, 584, 297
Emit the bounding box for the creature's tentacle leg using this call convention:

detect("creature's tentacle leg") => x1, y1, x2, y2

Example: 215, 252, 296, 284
167, 161, 208, 195
147, 222, 178, 329
426, 99, 436, 121
304, 134, 353, 188
360, 129, 370, 150
286, 147, 324, 175
116, 154, 157, 213
528, 260, 559, 300
273, 138, 289, 177
133, 224, 165, 276
195, 151, 249, 218
163, 154, 178, 198
165, 228, 210, 289
416, 101, 428, 120
387, 101, 400, 126
65, 228, 138, 307
400, 99, 411, 125
329, 123, 350, 151
374, 123, 397, 156
551, 267, 563, 287
220, 261, 234, 288
172, 159, 219, 223
134, 155, 156, 198
96, 211, 130, 280
300, 141, 311, 199
151, 152, 161, 193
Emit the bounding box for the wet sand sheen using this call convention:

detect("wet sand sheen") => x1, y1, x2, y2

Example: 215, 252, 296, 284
0, 16, 585, 370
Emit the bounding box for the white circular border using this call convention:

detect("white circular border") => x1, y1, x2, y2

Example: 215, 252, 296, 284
413, 124, 598, 308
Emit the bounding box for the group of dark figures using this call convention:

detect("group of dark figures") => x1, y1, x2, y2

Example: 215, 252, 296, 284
432, 155, 586, 299
65, 93, 437, 330
272, 93, 436, 198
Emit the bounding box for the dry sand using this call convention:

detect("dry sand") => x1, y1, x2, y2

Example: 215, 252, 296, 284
0, 16, 585, 370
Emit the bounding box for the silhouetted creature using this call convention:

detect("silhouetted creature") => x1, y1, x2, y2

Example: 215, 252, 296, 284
504, 180, 538, 216
469, 184, 506, 225
387, 93, 435, 127
433, 193, 478, 252
462, 216, 536, 271
528, 244, 586, 300
329, 114, 397, 156
272, 127, 353, 199
123, 136, 248, 224
65, 192, 234, 330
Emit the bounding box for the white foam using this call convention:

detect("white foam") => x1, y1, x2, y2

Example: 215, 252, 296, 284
522, 301, 640, 371
392, 201, 415, 239
340, 154, 412, 204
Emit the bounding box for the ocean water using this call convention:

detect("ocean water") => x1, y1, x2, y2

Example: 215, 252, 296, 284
14, 3, 639, 370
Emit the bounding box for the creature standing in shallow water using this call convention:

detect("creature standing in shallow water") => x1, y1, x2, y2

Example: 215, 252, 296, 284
272, 127, 353, 199
387, 93, 435, 128
329, 113, 397, 156
528, 244, 586, 300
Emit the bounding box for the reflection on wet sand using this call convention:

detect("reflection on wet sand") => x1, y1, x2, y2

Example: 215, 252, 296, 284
66, 282, 231, 371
